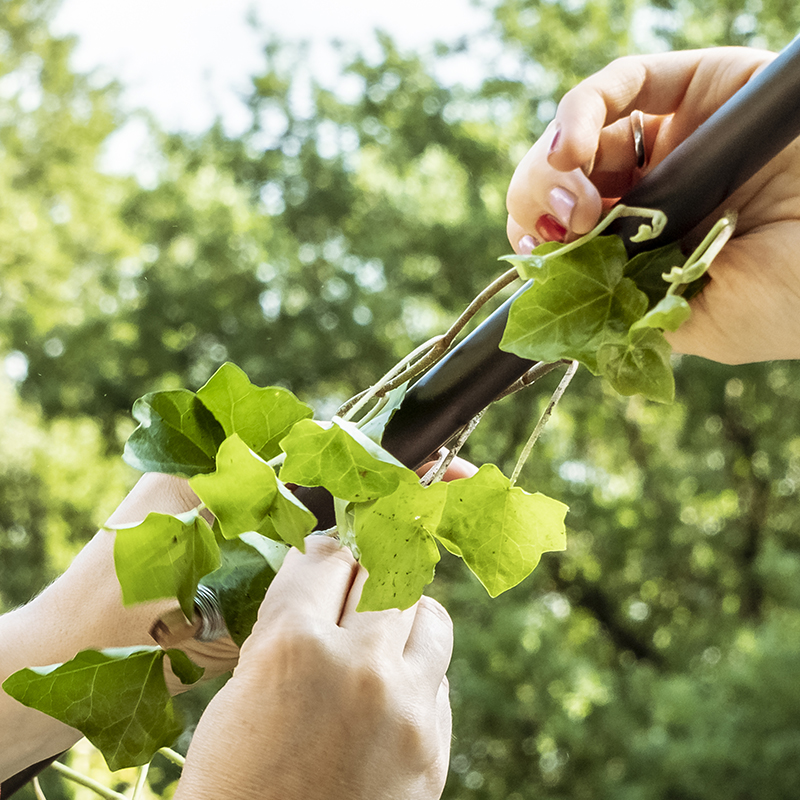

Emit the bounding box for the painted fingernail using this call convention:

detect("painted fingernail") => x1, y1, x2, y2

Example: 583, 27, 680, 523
548, 124, 561, 156
549, 186, 576, 228
518, 234, 539, 255
536, 214, 567, 243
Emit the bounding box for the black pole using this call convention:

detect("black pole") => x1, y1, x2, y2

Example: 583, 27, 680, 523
296, 35, 800, 526
382, 35, 800, 464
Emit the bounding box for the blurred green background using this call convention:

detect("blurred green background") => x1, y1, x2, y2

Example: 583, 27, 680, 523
3, 0, 800, 797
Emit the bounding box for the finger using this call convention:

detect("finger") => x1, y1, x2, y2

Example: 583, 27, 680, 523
253, 536, 358, 631
338, 564, 418, 644
416, 455, 479, 482
587, 113, 668, 198
403, 596, 453, 690
549, 48, 773, 174
506, 128, 603, 244
430, 677, 453, 791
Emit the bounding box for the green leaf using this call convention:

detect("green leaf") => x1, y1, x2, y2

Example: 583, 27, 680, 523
259, 480, 317, 549
623, 241, 686, 306
113, 509, 221, 619
500, 236, 648, 373
196, 362, 313, 460
190, 435, 315, 549
359, 381, 410, 445
630, 293, 691, 333
597, 327, 675, 403
2, 647, 183, 770
200, 536, 284, 646
164, 648, 205, 685
354, 481, 447, 611
123, 390, 226, 477
435, 464, 568, 597
280, 418, 415, 503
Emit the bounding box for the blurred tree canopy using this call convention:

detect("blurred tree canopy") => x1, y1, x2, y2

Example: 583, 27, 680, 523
2, 0, 800, 798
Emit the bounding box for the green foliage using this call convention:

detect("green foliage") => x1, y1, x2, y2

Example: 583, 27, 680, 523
200, 536, 285, 646
113, 510, 220, 619
196, 362, 313, 460
280, 417, 414, 503
124, 391, 226, 477
436, 464, 568, 597
2, 647, 199, 770
190, 434, 315, 548
501, 236, 683, 402
355, 480, 446, 611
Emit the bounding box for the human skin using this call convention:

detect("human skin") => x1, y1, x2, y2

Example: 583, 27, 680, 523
505, 47, 800, 366
174, 536, 454, 800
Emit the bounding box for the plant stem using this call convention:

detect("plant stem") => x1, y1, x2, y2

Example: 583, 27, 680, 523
494, 360, 569, 401
339, 335, 443, 421
419, 410, 485, 486
49, 761, 128, 800
130, 762, 150, 800
510, 361, 579, 487
32, 777, 47, 800
339, 265, 521, 423
157, 747, 186, 768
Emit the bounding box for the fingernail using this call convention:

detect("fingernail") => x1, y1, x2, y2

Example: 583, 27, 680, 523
518, 234, 539, 255
549, 186, 576, 228
536, 214, 567, 243
548, 124, 561, 156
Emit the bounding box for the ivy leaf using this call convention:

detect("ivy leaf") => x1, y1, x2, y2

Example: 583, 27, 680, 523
196, 362, 313, 461
190, 435, 315, 549
123, 390, 225, 477
280, 418, 415, 503
259, 480, 317, 550
500, 236, 648, 373
630, 293, 691, 333
2, 647, 184, 770
597, 327, 675, 403
113, 509, 220, 619
623, 241, 686, 306
164, 648, 205, 685
354, 481, 448, 611
200, 535, 286, 646
359, 381, 410, 445
434, 464, 568, 597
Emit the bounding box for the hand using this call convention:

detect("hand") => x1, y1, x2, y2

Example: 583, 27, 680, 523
174, 536, 453, 800
506, 47, 800, 365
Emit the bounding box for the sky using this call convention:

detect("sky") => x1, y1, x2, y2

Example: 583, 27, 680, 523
51, 0, 492, 136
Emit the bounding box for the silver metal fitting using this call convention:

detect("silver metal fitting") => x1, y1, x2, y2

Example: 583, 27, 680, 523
193, 585, 229, 642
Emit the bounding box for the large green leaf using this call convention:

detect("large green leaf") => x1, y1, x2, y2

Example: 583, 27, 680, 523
435, 464, 568, 597
279, 418, 415, 503
2, 647, 197, 770
123, 390, 225, 477
190, 435, 315, 549
196, 362, 313, 460
354, 481, 447, 611
623, 241, 686, 306
500, 236, 648, 373
113, 509, 220, 619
